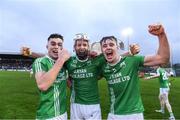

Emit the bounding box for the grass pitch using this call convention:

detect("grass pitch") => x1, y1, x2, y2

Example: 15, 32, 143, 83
0, 71, 179, 119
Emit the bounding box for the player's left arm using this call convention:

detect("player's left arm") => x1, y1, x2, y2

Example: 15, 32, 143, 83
144, 23, 170, 66
144, 74, 160, 80
31, 52, 44, 58
21, 47, 44, 58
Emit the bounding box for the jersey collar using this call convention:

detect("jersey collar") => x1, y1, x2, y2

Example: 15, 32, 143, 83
76, 56, 89, 62
46, 55, 55, 63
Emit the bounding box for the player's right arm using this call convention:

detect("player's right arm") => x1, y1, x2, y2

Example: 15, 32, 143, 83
34, 49, 70, 91
30, 52, 44, 58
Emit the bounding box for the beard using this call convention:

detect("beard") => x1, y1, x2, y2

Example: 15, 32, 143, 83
76, 50, 89, 60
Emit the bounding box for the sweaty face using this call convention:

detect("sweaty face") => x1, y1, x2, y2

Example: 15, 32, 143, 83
101, 39, 119, 64
47, 38, 63, 60
74, 39, 89, 60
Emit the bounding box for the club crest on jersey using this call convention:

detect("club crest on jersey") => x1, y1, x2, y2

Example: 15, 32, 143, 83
56, 72, 66, 83
70, 60, 78, 67
104, 65, 111, 72
87, 60, 92, 65
120, 62, 126, 68
73, 59, 78, 64
112, 68, 117, 73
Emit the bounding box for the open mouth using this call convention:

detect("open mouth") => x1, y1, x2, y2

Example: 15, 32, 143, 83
53, 50, 58, 53
105, 50, 113, 60
79, 49, 86, 52
52, 50, 58, 55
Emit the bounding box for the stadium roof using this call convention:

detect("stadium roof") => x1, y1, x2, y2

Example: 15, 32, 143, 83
0, 52, 21, 55
0, 52, 34, 59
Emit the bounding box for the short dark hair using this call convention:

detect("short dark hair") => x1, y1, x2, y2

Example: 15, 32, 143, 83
48, 33, 63, 41
100, 36, 117, 45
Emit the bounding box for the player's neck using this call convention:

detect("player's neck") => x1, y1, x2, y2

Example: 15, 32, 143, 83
76, 56, 89, 62
108, 55, 121, 66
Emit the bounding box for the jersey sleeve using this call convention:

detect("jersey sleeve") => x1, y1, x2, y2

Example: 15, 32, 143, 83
133, 55, 145, 67
32, 58, 47, 73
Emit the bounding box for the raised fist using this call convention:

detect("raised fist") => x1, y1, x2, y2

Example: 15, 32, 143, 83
21, 47, 31, 56
148, 23, 165, 36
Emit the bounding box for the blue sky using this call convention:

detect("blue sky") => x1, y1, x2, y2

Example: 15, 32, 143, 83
0, 0, 179, 63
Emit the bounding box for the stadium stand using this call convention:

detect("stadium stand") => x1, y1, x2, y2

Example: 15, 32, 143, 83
173, 63, 180, 76
0, 52, 34, 71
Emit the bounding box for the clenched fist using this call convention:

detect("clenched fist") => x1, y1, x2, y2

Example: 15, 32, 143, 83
148, 23, 165, 36
21, 47, 31, 56
129, 44, 140, 55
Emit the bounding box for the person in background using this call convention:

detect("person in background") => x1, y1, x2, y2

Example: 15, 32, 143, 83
145, 66, 175, 120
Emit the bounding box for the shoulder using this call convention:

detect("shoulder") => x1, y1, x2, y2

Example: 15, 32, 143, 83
65, 56, 77, 68
123, 55, 144, 61
33, 56, 50, 67
34, 56, 47, 63
158, 68, 163, 72
124, 55, 145, 67
66, 56, 76, 63
91, 54, 105, 61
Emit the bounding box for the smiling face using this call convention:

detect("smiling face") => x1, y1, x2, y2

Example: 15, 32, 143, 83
100, 36, 119, 64
74, 39, 89, 60
47, 38, 63, 60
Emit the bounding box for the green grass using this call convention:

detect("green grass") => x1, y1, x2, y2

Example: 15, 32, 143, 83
0, 71, 38, 119
0, 71, 180, 119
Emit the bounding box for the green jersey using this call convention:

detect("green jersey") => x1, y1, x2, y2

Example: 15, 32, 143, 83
65, 54, 105, 104
156, 67, 169, 88
33, 55, 67, 119
101, 55, 144, 115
